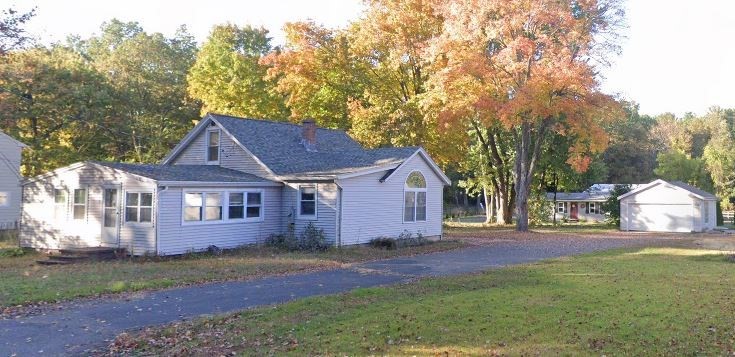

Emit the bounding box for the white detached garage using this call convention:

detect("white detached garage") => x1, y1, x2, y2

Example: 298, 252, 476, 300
619, 179, 717, 232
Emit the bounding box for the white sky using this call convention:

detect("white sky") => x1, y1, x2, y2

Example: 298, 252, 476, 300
4, 0, 735, 117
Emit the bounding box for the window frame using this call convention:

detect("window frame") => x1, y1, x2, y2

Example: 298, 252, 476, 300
72, 188, 87, 221
124, 191, 154, 225
53, 189, 68, 221
557, 202, 566, 214
704, 202, 710, 224
588, 202, 598, 215
182, 189, 265, 225
403, 171, 427, 223
205, 128, 221, 165
296, 185, 318, 220
0, 192, 8, 207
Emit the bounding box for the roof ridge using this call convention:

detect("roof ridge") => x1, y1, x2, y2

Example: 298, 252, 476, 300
209, 113, 350, 134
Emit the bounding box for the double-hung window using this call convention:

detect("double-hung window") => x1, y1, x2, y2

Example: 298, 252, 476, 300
184, 192, 222, 222
125, 192, 153, 223
72, 188, 87, 220
206, 129, 220, 163
228, 192, 263, 220
228, 192, 245, 219
0, 192, 7, 207
298, 186, 317, 219
587, 202, 601, 215
54, 189, 67, 221
246, 192, 262, 218
404, 171, 427, 222
557, 202, 566, 214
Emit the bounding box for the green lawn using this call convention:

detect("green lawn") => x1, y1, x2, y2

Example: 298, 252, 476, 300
112, 246, 735, 355
0, 240, 465, 308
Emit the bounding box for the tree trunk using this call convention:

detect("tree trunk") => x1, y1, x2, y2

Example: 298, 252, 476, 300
483, 185, 493, 224
514, 120, 548, 231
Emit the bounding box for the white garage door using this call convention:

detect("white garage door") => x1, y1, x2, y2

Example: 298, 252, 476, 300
629, 204, 693, 232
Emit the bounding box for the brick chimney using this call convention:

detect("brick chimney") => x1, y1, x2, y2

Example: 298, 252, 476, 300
301, 119, 317, 152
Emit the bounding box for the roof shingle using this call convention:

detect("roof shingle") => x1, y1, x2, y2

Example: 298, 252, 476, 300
93, 162, 274, 183
210, 114, 418, 177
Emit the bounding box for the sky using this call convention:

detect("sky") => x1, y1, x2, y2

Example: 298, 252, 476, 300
4, 0, 735, 117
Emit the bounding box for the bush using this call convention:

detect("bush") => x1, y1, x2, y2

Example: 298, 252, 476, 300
370, 231, 429, 250
298, 222, 329, 252
0, 247, 30, 258
602, 184, 632, 226
369, 237, 397, 250
265, 223, 328, 252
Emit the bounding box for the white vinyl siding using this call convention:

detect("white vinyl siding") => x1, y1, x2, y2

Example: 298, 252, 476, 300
20, 163, 157, 255
170, 122, 275, 179
0, 132, 23, 229
338, 154, 444, 245
157, 186, 281, 255
282, 182, 338, 244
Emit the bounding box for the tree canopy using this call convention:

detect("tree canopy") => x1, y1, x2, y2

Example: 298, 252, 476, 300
2, 0, 734, 226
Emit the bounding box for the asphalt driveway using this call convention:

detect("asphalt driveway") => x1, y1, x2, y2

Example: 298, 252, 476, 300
0, 236, 672, 356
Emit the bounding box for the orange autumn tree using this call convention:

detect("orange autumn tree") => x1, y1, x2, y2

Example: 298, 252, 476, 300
427, 0, 624, 230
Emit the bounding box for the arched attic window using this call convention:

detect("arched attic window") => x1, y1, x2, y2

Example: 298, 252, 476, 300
404, 171, 427, 222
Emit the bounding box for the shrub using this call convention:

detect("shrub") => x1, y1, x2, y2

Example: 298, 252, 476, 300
369, 237, 397, 250
266, 223, 328, 252
602, 184, 632, 226
0, 247, 30, 258
371, 231, 430, 250
298, 222, 329, 252
265, 226, 298, 250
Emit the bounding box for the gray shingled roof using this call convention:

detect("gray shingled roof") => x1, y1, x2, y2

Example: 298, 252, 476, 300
93, 162, 274, 183
546, 183, 642, 201
210, 114, 418, 177
670, 181, 718, 200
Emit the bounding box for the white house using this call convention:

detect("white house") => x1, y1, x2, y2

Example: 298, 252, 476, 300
20, 114, 450, 255
546, 184, 640, 222
619, 179, 717, 232
0, 130, 26, 230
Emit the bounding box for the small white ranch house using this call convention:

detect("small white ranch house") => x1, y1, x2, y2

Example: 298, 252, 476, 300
20, 114, 450, 255
0, 130, 27, 230
546, 184, 640, 222
619, 179, 717, 232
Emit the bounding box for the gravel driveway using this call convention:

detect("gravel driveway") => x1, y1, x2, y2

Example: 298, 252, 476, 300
0, 234, 705, 356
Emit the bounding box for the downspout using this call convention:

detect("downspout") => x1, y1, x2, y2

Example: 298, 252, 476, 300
156, 185, 168, 255
334, 181, 343, 247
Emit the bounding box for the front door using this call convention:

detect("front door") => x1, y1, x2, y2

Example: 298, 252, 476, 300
101, 187, 120, 245
570, 202, 578, 220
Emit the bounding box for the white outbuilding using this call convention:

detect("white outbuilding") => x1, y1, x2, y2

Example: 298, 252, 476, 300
619, 179, 717, 233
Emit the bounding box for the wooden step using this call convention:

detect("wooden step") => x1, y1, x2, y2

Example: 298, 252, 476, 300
36, 259, 73, 265
53, 255, 90, 262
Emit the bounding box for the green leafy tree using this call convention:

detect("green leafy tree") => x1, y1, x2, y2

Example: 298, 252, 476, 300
602, 184, 632, 226
603, 102, 657, 183
80, 20, 201, 162
261, 21, 361, 129
0, 47, 114, 175
188, 24, 288, 119
654, 151, 714, 192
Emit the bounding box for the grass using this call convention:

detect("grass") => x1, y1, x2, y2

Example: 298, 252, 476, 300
0, 240, 465, 308
112, 246, 735, 356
